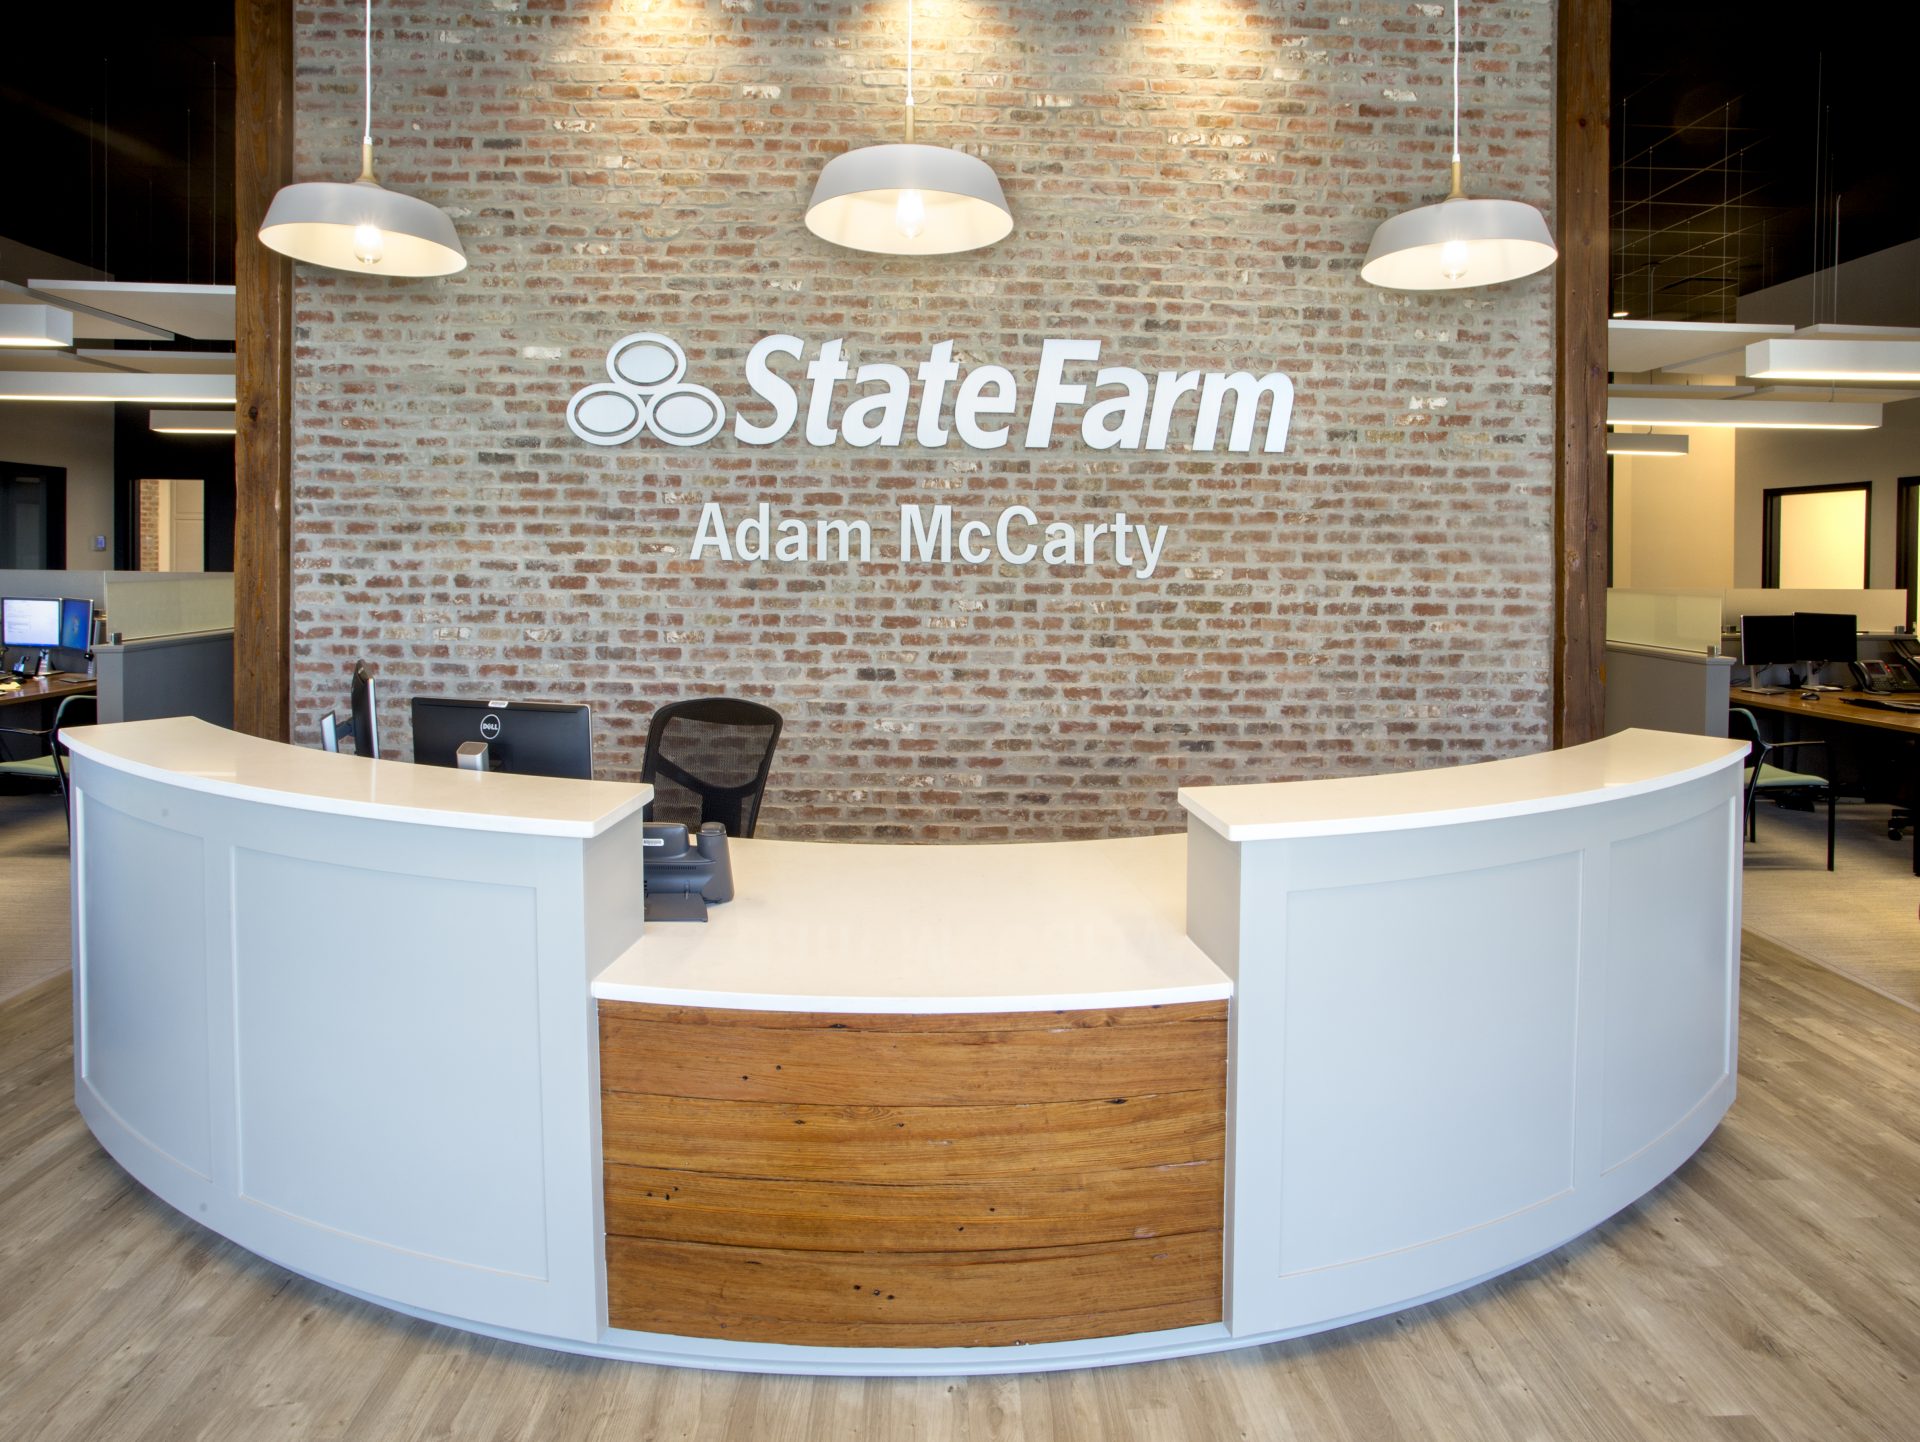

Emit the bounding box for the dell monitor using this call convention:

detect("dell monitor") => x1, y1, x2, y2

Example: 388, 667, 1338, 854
58, 597, 93, 652
1792, 612, 1857, 691
349, 660, 381, 759
411, 697, 593, 779
2, 596, 61, 649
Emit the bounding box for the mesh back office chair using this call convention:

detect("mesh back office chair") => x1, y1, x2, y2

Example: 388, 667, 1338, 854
0, 693, 99, 834
1728, 707, 1835, 871
640, 698, 782, 837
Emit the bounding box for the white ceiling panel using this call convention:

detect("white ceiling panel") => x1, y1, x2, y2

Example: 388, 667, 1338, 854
28, 280, 236, 341
75, 348, 236, 374
1607, 319, 1792, 376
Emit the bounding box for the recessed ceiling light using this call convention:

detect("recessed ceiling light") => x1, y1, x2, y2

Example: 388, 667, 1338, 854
1605, 396, 1881, 430
0, 373, 236, 404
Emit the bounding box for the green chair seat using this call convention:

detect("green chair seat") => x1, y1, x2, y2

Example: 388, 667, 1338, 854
0, 755, 59, 782
1745, 763, 1828, 790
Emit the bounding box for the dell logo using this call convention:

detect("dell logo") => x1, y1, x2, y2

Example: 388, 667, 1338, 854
479, 714, 502, 741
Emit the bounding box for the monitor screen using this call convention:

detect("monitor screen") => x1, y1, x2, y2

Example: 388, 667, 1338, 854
1738, 614, 1795, 668
411, 697, 593, 780
1792, 612, 1858, 663
349, 660, 381, 760
1, 596, 61, 648
58, 597, 93, 652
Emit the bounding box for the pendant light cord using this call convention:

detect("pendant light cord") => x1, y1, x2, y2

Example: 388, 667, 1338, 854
355, 0, 376, 181
904, 0, 916, 144
364, 0, 374, 147
1447, 0, 1463, 197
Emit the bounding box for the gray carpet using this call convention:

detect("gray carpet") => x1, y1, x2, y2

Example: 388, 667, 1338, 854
1739, 797, 1920, 1011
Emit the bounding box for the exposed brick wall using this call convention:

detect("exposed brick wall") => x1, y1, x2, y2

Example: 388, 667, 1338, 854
290, 0, 1558, 840
138, 479, 161, 572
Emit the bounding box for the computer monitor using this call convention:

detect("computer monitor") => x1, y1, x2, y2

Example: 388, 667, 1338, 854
1, 596, 61, 648
349, 660, 381, 760
58, 597, 93, 652
1738, 614, 1796, 680
1791, 612, 1858, 666
411, 697, 593, 779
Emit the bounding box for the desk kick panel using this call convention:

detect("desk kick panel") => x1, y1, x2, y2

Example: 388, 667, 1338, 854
598, 1001, 1228, 1347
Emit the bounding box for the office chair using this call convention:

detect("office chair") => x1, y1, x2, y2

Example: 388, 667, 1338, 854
0, 693, 99, 834
640, 697, 783, 838
1727, 707, 1835, 871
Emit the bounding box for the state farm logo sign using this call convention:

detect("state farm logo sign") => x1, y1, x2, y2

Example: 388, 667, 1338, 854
566, 333, 1296, 455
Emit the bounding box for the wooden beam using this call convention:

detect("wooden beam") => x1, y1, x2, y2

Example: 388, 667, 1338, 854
233, 0, 293, 741
1553, 0, 1610, 746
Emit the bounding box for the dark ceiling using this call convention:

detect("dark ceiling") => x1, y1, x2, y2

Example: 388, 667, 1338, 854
2, 3, 234, 287
1, 2, 1914, 318
1610, 0, 1920, 323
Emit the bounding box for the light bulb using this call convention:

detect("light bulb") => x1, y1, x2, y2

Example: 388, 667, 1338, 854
353, 223, 385, 265
894, 189, 926, 240
1439, 240, 1470, 282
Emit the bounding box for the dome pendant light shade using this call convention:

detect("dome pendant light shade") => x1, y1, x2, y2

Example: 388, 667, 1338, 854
806, 0, 1010, 256
806, 143, 1011, 256
260, 144, 467, 277
1362, 1, 1556, 292
256, 0, 466, 278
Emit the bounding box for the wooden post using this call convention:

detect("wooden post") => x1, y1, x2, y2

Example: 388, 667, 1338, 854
1554, 0, 1610, 747
233, 0, 294, 740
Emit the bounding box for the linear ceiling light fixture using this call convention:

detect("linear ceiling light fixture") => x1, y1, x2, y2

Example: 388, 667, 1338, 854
1605, 431, 1689, 458
1361, 0, 1557, 290
1744, 338, 1920, 384
151, 409, 238, 435
0, 373, 236, 405
0, 305, 75, 349
1605, 397, 1881, 431
257, 0, 466, 277
804, 0, 1011, 255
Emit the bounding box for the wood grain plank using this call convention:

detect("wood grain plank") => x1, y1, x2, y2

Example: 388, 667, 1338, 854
606, 1232, 1223, 1346
233, 0, 294, 741
1552, 0, 1610, 748
604, 1000, 1227, 1034
604, 1160, 1223, 1252
599, 1008, 1227, 1105
600, 1087, 1225, 1182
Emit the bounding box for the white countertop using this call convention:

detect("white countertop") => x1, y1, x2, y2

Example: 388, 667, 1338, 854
591, 832, 1232, 1014
62, 717, 651, 838
1178, 729, 1747, 842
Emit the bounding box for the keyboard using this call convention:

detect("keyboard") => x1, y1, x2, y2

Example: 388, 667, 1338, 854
1844, 696, 1920, 714
1738, 686, 1786, 695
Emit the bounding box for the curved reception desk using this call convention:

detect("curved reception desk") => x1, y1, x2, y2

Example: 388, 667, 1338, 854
63, 720, 1746, 1375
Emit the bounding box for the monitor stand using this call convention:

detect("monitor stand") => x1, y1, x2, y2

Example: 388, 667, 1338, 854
1798, 660, 1841, 692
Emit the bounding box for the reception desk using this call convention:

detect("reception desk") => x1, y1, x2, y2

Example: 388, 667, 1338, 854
63, 720, 1746, 1375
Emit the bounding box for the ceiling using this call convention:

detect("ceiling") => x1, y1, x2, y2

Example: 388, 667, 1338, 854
1610, 0, 1920, 324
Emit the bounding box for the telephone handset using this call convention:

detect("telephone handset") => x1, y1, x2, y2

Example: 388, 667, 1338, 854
1886, 637, 1920, 689
1853, 654, 1920, 694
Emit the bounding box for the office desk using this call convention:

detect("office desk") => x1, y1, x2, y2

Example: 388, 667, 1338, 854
0, 673, 95, 710
1734, 688, 1920, 874
0, 675, 95, 762
63, 722, 1745, 1375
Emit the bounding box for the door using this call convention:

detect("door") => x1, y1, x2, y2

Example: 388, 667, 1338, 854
0, 464, 68, 568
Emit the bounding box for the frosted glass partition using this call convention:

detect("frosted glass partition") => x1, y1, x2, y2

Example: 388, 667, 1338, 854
1605, 590, 1725, 653
1720, 589, 1907, 633
103, 573, 235, 641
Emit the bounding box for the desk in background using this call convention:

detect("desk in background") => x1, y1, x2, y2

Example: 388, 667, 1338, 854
1734, 688, 1920, 875
0, 675, 96, 763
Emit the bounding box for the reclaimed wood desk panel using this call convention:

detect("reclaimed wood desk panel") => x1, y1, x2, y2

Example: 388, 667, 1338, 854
600, 1000, 1228, 1347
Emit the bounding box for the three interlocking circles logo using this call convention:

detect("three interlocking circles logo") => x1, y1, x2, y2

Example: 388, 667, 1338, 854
565, 333, 727, 447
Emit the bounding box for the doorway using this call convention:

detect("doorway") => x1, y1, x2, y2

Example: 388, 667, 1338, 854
0, 465, 68, 569
138, 478, 206, 572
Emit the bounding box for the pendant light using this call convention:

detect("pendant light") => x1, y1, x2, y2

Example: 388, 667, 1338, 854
258, 0, 466, 277
1361, 0, 1556, 291
805, 0, 1011, 256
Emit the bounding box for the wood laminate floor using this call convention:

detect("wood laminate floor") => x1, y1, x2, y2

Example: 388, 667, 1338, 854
2, 935, 1917, 1441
